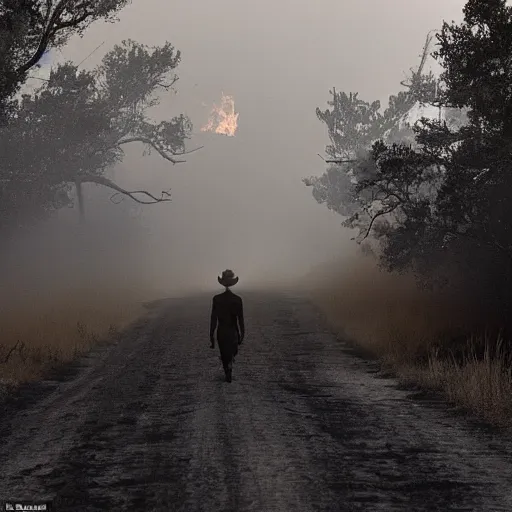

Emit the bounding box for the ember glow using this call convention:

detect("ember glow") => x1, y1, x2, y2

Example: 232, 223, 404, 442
201, 94, 239, 136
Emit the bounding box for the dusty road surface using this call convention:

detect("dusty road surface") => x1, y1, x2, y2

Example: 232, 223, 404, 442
1, 292, 512, 511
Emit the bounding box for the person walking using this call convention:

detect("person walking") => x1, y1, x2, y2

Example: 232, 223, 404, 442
209, 269, 245, 383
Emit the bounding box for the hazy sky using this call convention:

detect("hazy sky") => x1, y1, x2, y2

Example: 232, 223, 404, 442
32, 1, 469, 294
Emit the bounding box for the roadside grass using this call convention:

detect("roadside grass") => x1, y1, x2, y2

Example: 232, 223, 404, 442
0, 288, 148, 391
420, 338, 512, 426
306, 257, 512, 428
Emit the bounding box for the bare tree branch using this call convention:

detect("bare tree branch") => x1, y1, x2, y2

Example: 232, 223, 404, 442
44, 0, 54, 23
361, 203, 400, 241
16, 0, 68, 76
376, 190, 405, 204
116, 137, 187, 164
54, 12, 90, 32
77, 175, 172, 204
318, 153, 358, 164
157, 76, 179, 90
173, 145, 204, 156
400, 31, 435, 89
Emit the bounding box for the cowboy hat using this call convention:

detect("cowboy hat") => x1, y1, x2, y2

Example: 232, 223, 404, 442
218, 269, 239, 287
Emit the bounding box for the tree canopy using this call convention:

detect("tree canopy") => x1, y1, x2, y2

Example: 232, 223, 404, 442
0, 39, 195, 229
0, 2, 200, 232
306, 0, 512, 326
0, 0, 131, 120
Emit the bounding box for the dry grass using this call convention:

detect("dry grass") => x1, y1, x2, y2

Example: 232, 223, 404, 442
0, 288, 149, 389
305, 255, 512, 427
421, 338, 512, 426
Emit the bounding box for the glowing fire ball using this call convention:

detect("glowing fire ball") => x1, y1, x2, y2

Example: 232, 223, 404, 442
201, 93, 239, 137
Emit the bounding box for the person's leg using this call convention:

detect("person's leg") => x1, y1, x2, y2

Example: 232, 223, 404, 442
218, 346, 231, 381
228, 333, 239, 380
223, 356, 232, 382
218, 330, 236, 382
218, 342, 227, 375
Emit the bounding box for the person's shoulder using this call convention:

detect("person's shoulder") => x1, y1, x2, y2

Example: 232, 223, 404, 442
213, 292, 232, 301
231, 292, 243, 302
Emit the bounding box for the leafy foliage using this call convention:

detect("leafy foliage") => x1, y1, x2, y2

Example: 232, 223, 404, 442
304, 34, 439, 220
0, 39, 193, 229
0, 0, 131, 120
307, 0, 512, 325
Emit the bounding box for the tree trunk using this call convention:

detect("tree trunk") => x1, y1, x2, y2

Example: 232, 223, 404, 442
75, 181, 85, 222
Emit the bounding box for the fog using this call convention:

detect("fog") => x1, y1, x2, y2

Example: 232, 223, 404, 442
5, 0, 468, 300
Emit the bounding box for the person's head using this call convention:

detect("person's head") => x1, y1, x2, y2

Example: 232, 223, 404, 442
218, 269, 239, 289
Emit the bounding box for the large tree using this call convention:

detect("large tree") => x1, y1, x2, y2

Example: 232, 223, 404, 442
0, 0, 131, 119
0, 39, 197, 229
304, 34, 439, 219
307, 0, 512, 327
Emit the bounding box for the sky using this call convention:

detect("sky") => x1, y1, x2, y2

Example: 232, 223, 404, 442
16, 0, 469, 296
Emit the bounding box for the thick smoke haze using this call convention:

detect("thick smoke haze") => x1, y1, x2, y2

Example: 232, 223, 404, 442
6, 1, 468, 299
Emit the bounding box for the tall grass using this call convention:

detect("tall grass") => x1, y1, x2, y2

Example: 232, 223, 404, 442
304, 256, 512, 427
0, 288, 148, 390
423, 337, 512, 426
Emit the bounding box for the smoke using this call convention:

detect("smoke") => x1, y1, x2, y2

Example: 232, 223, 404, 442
301, 252, 480, 360
1, 0, 469, 312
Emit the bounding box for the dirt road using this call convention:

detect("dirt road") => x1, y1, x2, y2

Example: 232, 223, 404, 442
1, 292, 512, 511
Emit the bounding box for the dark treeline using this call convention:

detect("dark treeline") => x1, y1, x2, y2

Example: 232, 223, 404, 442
305, 0, 512, 343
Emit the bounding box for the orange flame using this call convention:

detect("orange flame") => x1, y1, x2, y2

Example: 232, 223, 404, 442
201, 93, 239, 136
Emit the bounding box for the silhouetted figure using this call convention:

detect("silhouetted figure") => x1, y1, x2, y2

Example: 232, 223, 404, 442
210, 269, 245, 383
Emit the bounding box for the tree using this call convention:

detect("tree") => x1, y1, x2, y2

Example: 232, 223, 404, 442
307, 0, 512, 328
422, 0, 512, 317
0, 0, 131, 118
375, 0, 512, 301
0, 39, 198, 228
304, 34, 439, 222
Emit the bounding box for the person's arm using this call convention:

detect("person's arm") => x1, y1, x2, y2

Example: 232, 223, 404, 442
209, 298, 217, 347
238, 298, 245, 343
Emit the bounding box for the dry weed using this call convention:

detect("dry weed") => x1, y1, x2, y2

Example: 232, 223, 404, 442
306, 255, 512, 427
425, 337, 512, 425
0, 288, 148, 387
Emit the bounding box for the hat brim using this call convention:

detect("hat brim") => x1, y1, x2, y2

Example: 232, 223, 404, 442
218, 276, 239, 287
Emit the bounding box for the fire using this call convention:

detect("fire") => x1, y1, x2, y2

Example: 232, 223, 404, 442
201, 93, 239, 136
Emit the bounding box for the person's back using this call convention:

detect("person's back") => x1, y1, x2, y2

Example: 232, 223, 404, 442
212, 289, 243, 332
210, 270, 245, 383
